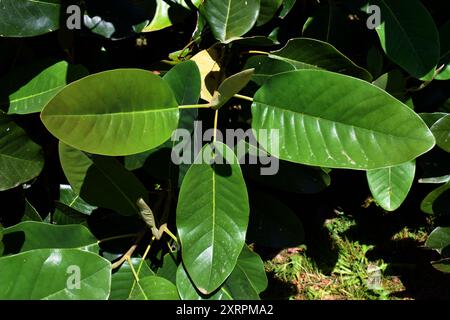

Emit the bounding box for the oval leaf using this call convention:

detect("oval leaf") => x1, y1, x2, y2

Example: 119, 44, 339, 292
367, 161, 416, 211
370, 0, 440, 80
41, 69, 179, 156
201, 0, 260, 43
0, 248, 111, 299
176, 142, 249, 294
251, 70, 435, 170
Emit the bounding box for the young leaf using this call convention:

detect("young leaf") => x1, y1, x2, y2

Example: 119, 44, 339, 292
41, 69, 180, 156
269, 38, 373, 81
367, 161, 416, 212
201, 0, 260, 43
211, 69, 255, 110
251, 70, 435, 170
0, 248, 111, 299
176, 142, 249, 294
0, 113, 44, 191
368, 0, 440, 80
0, 0, 61, 37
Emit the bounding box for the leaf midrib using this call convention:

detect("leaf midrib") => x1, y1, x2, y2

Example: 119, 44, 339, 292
256, 102, 430, 143
43, 107, 178, 118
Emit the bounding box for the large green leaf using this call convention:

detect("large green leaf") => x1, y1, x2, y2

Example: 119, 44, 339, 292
176, 246, 266, 300
0, 248, 111, 299
59, 142, 148, 216
0, 113, 44, 191
369, 0, 440, 80
0, 0, 61, 37
201, 0, 260, 43
41, 69, 179, 156
129, 276, 179, 300
177, 142, 249, 294
0, 60, 88, 114
110, 258, 155, 300
431, 114, 450, 153
268, 38, 372, 81
251, 70, 435, 170
1, 221, 98, 255
367, 161, 415, 211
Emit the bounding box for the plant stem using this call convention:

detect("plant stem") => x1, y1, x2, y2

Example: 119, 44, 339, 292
234, 94, 254, 102
246, 50, 270, 56
98, 233, 138, 244
179, 103, 211, 109
213, 109, 219, 143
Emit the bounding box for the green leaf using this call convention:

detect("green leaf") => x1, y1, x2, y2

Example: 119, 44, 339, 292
372, 70, 407, 102
367, 161, 415, 211
142, 0, 202, 32
247, 190, 305, 248
426, 227, 450, 251
279, 0, 296, 19
1, 221, 98, 255
157, 253, 179, 284
431, 114, 450, 153
58, 184, 97, 215
0, 248, 111, 299
201, 0, 260, 43
369, 0, 440, 80
22, 199, 43, 222
257, 0, 283, 26
0, 0, 61, 37
163, 60, 201, 106
176, 142, 249, 294
432, 259, 450, 273
59, 142, 148, 216
251, 70, 435, 170
129, 276, 179, 300
244, 56, 295, 86
420, 112, 448, 128
0, 113, 44, 191
176, 246, 266, 300
421, 181, 450, 215
110, 258, 154, 300
269, 38, 373, 81
211, 69, 255, 110
41, 69, 179, 156
0, 60, 88, 114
